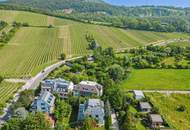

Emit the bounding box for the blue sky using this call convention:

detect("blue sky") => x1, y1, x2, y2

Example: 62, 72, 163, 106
104, 0, 190, 7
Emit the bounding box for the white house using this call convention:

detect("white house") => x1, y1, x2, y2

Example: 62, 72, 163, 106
78, 99, 105, 126
133, 90, 145, 100
41, 78, 74, 98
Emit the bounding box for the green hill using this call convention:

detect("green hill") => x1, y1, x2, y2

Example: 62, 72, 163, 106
0, 10, 190, 78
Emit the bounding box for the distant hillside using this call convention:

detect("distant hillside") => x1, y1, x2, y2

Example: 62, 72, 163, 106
5, 0, 190, 17
1, 0, 190, 33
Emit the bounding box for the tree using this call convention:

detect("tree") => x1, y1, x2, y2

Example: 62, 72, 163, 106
48, 25, 53, 28
80, 118, 97, 130
60, 53, 66, 60
108, 64, 124, 81
88, 40, 98, 50
176, 105, 186, 112
1, 113, 51, 130
0, 75, 3, 83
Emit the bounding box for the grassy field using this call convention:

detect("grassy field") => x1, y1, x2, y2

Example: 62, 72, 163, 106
120, 69, 190, 90
169, 41, 190, 47
0, 81, 22, 105
0, 10, 190, 78
146, 93, 190, 130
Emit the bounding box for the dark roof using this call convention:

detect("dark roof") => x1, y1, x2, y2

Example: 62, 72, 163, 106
139, 102, 152, 109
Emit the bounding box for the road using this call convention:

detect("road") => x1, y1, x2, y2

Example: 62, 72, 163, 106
111, 110, 119, 130
0, 56, 82, 125
141, 90, 190, 94
115, 38, 190, 53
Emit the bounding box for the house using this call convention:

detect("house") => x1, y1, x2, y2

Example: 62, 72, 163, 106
78, 99, 105, 126
30, 91, 55, 114
73, 81, 103, 97
133, 90, 145, 100
41, 78, 74, 98
41, 79, 55, 92
150, 114, 164, 128
53, 78, 74, 98
139, 102, 152, 112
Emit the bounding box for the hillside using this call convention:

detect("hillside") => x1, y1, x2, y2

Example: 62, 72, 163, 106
0, 10, 190, 78
2, 0, 189, 33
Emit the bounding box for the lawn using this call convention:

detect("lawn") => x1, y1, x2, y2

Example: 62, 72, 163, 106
169, 41, 190, 47
146, 93, 190, 130
120, 69, 190, 90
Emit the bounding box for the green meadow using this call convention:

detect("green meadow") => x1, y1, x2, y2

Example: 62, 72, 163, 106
147, 93, 190, 130
120, 69, 190, 90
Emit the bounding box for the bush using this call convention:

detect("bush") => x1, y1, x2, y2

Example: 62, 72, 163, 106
176, 105, 186, 112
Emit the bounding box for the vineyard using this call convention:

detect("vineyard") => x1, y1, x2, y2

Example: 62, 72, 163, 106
0, 10, 189, 78
0, 81, 22, 106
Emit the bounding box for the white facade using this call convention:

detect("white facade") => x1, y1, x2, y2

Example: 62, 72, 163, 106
133, 90, 145, 100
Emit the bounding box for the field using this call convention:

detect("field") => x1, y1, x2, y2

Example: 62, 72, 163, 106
0, 10, 190, 78
146, 93, 190, 130
169, 41, 190, 47
0, 81, 22, 105
120, 69, 190, 90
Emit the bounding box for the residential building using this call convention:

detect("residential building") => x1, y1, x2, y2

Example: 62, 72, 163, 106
30, 91, 55, 114
150, 114, 164, 128
133, 90, 145, 100
78, 99, 105, 126
41, 79, 55, 92
73, 81, 103, 97
53, 78, 74, 98
41, 78, 74, 98
139, 102, 152, 112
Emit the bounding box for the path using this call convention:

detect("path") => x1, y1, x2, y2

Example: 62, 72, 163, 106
111, 110, 119, 130
141, 90, 190, 94
0, 56, 82, 125
115, 38, 190, 53
4, 79, 29, 83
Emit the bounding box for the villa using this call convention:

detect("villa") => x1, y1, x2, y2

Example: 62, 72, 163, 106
73, 81, 103, 97
78, 99, 105, 126
41, 78, 74, 98
30, 91, 55, 114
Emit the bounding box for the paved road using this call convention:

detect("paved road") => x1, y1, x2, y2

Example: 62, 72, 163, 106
141, 90, 190, 94
0, 56, 82, 125
111, 110, 119, 130
115, 38, 190, 53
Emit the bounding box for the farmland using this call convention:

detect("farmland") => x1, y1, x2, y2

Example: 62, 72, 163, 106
120, 69, 190, 90
0, 10, 190, 78
146, 93, 190, 130
0, 81, 22, 108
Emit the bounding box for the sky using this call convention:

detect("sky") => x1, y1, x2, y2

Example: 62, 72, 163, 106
104, 0, 190, 7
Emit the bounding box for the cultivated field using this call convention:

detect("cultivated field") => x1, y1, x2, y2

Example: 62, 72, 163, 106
0, 10, 190, 78
147, 93, 190, 130
120, 69, 190, 90
0, 81, 22, 105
